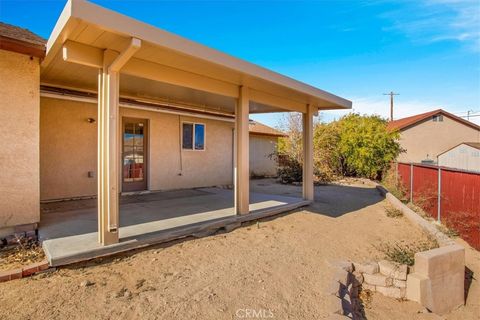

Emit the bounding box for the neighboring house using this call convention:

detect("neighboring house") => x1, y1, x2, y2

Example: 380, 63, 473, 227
387, 109, 480, 164
0, 0, 351, 245
249, 121, 286, 177
438, 142, 480, 172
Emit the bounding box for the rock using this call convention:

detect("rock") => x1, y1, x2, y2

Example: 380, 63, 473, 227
376, 285, 406, 299
80, 280, 94, 287
354, 261, 379, 275
363, 273, 393, 287
114, 288, 126, 298
123, 290, 132, 299
152, 258, 157, 262
378, 260, 408, 280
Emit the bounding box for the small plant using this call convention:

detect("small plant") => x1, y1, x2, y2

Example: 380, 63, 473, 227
277, 155, 303, 184
385, 207, 403, 218
376, 237, 439, 266
436, 223, 459, 238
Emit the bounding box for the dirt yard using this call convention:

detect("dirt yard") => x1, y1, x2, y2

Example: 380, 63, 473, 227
0, 179, 478, 319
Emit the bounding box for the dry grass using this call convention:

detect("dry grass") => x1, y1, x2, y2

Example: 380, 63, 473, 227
0, 238, 45, 271
385, 206, 403, 218
376, 236, 439, 266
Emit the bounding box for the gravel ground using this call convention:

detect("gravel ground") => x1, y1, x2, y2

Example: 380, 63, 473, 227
0, 179, 477, 320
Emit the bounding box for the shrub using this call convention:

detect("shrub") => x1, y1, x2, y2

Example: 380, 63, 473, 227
277, 155, 302, 183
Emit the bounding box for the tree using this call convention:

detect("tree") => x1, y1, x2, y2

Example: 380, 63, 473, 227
336, 113, 402, 179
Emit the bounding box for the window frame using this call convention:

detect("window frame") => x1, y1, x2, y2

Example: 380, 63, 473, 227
181, 121, 206, 151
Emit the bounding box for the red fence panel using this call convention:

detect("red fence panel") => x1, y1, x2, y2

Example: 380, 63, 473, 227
412, 165, 438, 219
441, 169, 480, 250
397, 163, 411, 198
396, 162, 480, 251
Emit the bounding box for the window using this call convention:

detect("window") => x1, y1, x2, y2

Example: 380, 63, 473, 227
433, 115, 443, 122
182, 122, 205, 150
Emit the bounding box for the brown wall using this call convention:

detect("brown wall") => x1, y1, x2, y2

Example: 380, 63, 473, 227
249, 134, 278, 177
40, 97, 234, 200
0, 50, 40, 231
398, 116, 480, 163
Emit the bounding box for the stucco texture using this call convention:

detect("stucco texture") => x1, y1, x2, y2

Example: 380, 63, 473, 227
249, 135, 278, 177
397, 116, 480, 163
0, 50, 40, 228
40, 97, 234, 200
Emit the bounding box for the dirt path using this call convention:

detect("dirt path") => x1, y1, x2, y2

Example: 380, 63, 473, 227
0, 180, 477, 319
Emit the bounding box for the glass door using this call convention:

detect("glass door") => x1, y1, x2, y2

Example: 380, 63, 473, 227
122, 118, 148, 192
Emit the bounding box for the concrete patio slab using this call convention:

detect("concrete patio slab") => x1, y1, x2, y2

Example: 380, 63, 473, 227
40, 188, 308, 266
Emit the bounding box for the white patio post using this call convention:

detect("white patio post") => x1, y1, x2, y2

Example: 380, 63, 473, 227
302, 104, 314, 201
97, 39, 141, 245
235, 86, 250, 215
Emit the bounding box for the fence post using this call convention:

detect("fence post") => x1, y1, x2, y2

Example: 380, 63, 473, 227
410, 163, 414, 203
437, 167, 442, 222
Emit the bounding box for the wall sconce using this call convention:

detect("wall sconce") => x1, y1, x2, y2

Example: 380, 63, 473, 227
87, 118, 96, 124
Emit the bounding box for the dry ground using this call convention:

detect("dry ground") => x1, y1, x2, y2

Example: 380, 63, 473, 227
0, 179, 478, 319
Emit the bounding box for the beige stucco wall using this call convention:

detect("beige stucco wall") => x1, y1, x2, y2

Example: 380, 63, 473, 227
0, 50, 40, 229
40, 97, 234, 200
249, 134, 278, 177
397, 116, 480, 163
438, 144, 480, 172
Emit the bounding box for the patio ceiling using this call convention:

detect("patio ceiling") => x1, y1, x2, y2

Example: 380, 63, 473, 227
41, 0, 352, 114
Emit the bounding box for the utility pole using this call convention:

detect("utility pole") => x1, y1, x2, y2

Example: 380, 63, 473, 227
383, 91, 399, 121
467, 109, 474, 121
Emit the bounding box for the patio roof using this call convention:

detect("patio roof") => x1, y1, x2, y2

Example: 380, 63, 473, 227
41, 0, 351, 114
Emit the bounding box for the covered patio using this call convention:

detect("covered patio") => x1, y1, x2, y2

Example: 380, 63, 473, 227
40, 187, 308, 266
38, 0, 351, 263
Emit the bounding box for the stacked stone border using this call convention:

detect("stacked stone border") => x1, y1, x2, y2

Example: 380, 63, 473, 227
325, 261, 364, 319
0, 260, 52, 283
375, 184, 465, 315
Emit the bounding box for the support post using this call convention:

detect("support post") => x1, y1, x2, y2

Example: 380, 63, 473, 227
98, 50, 120, 245
97, 39, 141, 245
235, 86, 249, 215
302, 105, 314, 201
437, 167, 442, 222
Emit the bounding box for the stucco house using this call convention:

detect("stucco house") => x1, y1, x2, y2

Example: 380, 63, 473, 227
437, 142, 480, 172
249, 121, 286, 177
388, 109, 480, 164
0, 0, 351, 264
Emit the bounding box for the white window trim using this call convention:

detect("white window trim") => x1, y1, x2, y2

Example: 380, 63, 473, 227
182, 121, 206, 151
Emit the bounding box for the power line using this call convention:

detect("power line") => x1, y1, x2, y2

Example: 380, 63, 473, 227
383, 91, 399, 121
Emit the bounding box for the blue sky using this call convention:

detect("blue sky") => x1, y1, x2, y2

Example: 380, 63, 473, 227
1, 0, 479, 127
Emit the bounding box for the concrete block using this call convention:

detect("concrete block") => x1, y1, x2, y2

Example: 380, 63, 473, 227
363, 273, 393, 287
325, 280, 341, 296
332, 260, 354, 273
333, 269, 349, 286
376, 285, 406, 299
362, 283, 376, 291
353, 271, 364, 285
414, 245, 464, 278
378, 260, 407, 280
406, 272, 429, 304
354, 261, 379, 274
393, 279, 406, 288
325, 295, 343, 315
426, 270, 465, 315
412, 245, 465, 315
